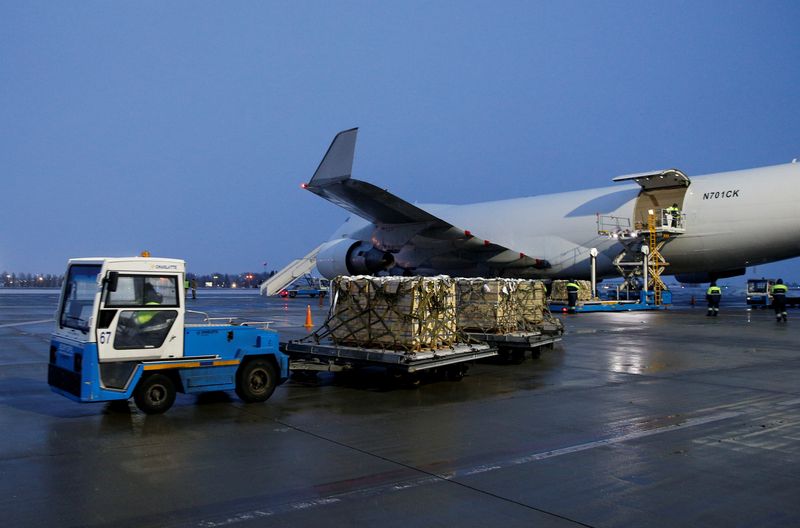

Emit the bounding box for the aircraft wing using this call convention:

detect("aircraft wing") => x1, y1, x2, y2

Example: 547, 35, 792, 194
304, 129, 550, 270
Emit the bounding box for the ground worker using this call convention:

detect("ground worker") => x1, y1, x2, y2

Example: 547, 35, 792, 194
191, 278, 197, 300
566, 280, 580, 314
666, 203, 681, 228
706, 281, 721, 316
136, 283, 163, 327
771, 278, 788, 322
121, 283, 165, 348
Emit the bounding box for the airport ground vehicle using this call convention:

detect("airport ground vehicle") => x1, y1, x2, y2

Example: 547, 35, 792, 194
746, 278, 800, 308
279, 275, 329, 298
48, 256, 289, 414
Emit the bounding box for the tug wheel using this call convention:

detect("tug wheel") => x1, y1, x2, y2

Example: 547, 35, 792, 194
236, 359, 278, 402
134, 373, 176, 415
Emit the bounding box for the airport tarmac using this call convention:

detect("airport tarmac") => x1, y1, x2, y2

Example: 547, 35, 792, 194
1, 289, 799, 527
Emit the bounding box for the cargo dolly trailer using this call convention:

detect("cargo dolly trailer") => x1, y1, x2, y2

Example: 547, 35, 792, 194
466, 325, 562, 363
282, 339, 496, 382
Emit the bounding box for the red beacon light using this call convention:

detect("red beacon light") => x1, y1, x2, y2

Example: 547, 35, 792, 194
300, 182, 309, 189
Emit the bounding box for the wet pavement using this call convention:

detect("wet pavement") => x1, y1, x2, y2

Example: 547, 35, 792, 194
1, 289, 799, 527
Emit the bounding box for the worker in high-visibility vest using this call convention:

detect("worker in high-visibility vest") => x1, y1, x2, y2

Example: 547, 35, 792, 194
665, 203, 681, 228
566, 281, 580, 314
771, 278, 789, 322
136, 283, 162, 327
706, 281, 721, 317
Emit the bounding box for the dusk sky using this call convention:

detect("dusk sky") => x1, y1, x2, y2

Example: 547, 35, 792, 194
2, 1, 799, 281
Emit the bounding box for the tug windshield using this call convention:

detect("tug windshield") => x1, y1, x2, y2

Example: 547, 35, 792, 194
60, 265, 101, 332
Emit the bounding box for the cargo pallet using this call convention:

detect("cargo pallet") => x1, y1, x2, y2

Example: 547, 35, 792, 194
280, 340, 496, 382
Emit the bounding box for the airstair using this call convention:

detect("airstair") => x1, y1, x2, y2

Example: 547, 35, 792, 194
260, 243, 326, 296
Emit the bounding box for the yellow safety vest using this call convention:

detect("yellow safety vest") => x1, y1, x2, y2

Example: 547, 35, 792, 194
136, 301, 161, 325
707, 286, 721, 295
772, 284, 788, 294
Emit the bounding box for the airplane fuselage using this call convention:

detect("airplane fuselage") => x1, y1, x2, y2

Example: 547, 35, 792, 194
331, 162, 800, 280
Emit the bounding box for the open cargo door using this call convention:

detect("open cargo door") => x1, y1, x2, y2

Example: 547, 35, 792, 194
613, 169, 691, 228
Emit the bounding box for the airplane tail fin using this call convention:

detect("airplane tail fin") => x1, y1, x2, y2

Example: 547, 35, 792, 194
308, 128, 358, 186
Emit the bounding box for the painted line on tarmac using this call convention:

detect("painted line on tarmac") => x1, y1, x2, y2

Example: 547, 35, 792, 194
196, 409, 741, 527
455, 410, 742, 475
0, 319, 52, 328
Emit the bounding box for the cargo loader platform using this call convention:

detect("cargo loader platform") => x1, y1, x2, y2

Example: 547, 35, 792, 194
551, 290, 673, 313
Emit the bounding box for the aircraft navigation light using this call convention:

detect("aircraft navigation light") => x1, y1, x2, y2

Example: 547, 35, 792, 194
300, 183, 308, 189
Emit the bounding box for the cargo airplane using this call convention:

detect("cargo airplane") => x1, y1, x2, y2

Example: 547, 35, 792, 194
263, 128, 800, 294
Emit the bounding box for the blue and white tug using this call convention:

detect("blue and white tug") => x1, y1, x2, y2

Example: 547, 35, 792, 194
48, 256, 289, 414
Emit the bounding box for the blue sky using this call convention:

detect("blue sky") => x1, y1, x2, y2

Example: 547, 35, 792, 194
1, 1, 799, 280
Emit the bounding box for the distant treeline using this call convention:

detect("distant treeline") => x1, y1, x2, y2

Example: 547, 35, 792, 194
189, 271, 277, 289
2, 272, 63, 288
1, 271, 277, 289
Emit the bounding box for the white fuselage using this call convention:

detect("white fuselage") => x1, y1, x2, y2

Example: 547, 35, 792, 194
334, 162, 800, 280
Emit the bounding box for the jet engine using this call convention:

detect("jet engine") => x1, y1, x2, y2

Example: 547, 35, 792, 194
316, 238, 396, 278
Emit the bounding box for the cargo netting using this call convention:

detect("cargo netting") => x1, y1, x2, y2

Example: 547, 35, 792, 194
456, 278, 558, 333
320, 275, 460, 352
308, 276, 561, 352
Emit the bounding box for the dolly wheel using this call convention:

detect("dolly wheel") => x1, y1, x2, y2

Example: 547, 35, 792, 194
134, 373, 176, 414
236, 359, 278, 402
510, 350, 526, 364
446, 365, 467, 381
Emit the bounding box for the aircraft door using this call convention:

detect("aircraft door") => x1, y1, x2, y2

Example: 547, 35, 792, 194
96, 273, 185, 361
632, 187, 690, 229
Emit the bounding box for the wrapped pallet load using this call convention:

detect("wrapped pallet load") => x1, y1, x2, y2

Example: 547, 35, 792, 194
326, 275, 458, 351
513, 279, 548, 329
456, 278, 554, 333
455, 278, 518, 333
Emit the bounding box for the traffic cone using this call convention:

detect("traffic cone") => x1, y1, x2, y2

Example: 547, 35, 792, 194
304, 305, 314, 328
